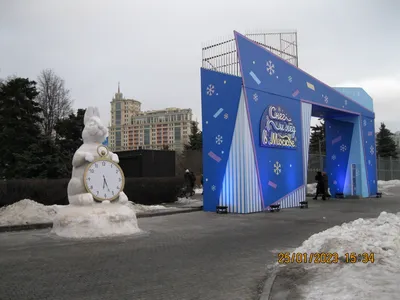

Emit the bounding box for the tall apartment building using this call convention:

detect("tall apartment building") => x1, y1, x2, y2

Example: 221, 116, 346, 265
108, 84, 193, 152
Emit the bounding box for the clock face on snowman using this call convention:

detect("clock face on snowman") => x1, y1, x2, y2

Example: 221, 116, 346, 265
83, 146, 125, 202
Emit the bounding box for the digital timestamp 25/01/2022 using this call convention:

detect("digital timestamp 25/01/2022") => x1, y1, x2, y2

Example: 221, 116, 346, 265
278, 252, 375, 264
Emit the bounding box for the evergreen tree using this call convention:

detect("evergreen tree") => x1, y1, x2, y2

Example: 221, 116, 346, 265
54, 109, 86, 174
376, 122, 398, 158
185, 121, 202, 151
0, 77, 68, 179
13, 136, 69, 179
0, 78, 43, 178
309, 119, 325, 154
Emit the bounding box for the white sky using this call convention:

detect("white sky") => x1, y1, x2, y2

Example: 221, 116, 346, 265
1, 0, 399, 131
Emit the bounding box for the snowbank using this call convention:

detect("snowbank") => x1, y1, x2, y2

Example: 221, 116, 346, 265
0, 199, 174, 227
295, 211, 400, 299
307, 179, 400, 197
134, 203, 173, 213
176, 197, 203, 206
307, 183, 317, 195
0, 199, 59, 226
51, 202, 141, 239
378, 180, 400, 196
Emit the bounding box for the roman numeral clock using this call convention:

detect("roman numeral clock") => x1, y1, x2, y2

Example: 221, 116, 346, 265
83, 145, 125, 202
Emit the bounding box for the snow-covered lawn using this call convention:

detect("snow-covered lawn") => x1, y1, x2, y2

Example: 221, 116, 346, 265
0, 199, 178, 227
295, 211, 400, 299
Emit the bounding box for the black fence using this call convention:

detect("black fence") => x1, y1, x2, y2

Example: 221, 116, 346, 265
117, 150, 176, 178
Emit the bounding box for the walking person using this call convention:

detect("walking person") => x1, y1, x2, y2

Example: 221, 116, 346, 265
313, 171, 326, 200
189, 171, 196, 195
184, 169, 193, 195
200, 174, 204, 195
322, 171, 330, 199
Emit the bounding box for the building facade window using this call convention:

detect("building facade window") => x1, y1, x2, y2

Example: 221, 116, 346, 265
115, 131, 121, 147
174, 127, 181, 141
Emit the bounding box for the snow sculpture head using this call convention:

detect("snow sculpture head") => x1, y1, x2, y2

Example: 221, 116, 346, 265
66, 106, 129, 206
82, 107, 108, 144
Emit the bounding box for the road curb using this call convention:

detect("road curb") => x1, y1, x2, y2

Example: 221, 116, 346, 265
259, 265, 280, 300
0, 207, 202, 233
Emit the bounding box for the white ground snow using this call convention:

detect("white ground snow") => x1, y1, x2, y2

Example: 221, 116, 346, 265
51, 202, 141, 239
0, 199, 59, 226
307, 179, 400, 196
0, 199, 175, 227
295, 211, 400, 300
176, 197, 203, 206
307, 183, 317, 195
378, 180, 400, 196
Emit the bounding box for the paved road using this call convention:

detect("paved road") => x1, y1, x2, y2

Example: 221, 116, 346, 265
0, 197, 399, 300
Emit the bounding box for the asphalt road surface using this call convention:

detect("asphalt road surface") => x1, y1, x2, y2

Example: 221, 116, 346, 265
0, 197, 399, 300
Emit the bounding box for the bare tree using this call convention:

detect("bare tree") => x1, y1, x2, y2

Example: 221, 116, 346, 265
36, 69, 73, 137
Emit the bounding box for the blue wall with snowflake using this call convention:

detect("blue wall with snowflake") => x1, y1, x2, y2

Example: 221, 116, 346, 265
361, 116, 378, 195
246, 88, 304, 207
201, 69, 243, 212
200, 31, 377, 213
325, 119, 354, 197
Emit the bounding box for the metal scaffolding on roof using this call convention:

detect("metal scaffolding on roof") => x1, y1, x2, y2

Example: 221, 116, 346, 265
201, 31, 298, 77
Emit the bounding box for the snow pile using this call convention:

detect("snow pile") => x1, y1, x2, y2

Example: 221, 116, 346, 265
0, 199, 58, 226
176, 197, 203, 206
307, 183, 317, 195
51, 202, 141, 239
134, 203, 173, 213
378, 180, 400, 196
296, 211, 400, 300
194, 188, 203, 194
0, 199, 182, 228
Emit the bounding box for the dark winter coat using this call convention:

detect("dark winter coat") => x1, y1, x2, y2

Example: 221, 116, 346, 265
315, 172, 325, 194
189, 172, 196, 187
184, 172, 192, 187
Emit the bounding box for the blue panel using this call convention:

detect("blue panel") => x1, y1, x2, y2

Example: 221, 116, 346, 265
361, 116, 378, 195
201, 68, 242, 212
334, 87, 374, 112
246, 88, 304, 207
234, 32, 374, 119
102, 137, 108, 146
325, 119, 354, 197
219, 90, 263, 213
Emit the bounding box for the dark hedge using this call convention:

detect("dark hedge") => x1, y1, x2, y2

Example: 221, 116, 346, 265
0, 177, 183, 207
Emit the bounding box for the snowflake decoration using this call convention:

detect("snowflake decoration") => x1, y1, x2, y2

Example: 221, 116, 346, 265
340, 144, 347, 152
224, 113, 229, 119
333, 180, 337, 185
356, 169, 360, 177
253, 93, 259, 102
288, 76, 293, 83
368, 159, 371, 166
266, 60, 275, 75
211, 185, 216, 191
273, 161, 281, 175
373, 180, 376, 184
363, 119, 367, 127
205, 178, 208, 182
322, 94, 329, 104
206, 84, 215, 96
215, 135, 223, 145
344, 99, 348, 105
370, 145, 375, 155
331, 154, 336, 161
